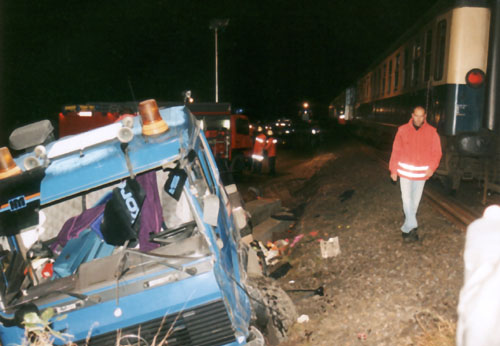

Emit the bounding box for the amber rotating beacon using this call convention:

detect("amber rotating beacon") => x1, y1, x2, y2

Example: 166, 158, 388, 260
138, 99, 169, 136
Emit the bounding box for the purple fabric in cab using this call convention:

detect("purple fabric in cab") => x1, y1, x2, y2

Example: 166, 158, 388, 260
51, 171, 164, 252
136, 172, 163, 251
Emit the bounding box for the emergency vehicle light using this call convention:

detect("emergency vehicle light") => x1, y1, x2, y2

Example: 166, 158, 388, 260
0, 147, 22, 180
139, 99, 169, 136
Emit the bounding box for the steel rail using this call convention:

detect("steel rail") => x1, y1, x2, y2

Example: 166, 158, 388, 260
423, 188, 480, 231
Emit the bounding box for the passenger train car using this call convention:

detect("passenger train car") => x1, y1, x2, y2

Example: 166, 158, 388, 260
328, 87, 356, 125
330, 0, 497, 191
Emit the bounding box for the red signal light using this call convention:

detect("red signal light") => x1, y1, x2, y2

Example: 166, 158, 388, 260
466, 69, 485, 88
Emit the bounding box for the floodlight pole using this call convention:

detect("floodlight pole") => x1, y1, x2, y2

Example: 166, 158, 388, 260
210, 19, 229, 103
215, 27, 220, 103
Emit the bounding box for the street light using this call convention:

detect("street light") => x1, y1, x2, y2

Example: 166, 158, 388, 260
210, 18, 229, 103
300, 101, 311, 122
183, 90, 194, 104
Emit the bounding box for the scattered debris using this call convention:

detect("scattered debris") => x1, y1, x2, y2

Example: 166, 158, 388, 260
254, 239, 289, 266
286, 286, 324, 297
271, 211, 298, 221
320, 237, 341, 258
274, 239, 290, 249
290, 234, 304, 248
264, 247, 280, 266
297, 314, 310, 323
357, 332, 367, 341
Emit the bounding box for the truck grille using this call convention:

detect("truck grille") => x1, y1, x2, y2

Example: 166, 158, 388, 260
75, 300, 236, 346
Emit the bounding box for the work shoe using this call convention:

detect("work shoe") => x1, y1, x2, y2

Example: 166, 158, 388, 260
402, 229, 419, 242
407, 229, 419, 242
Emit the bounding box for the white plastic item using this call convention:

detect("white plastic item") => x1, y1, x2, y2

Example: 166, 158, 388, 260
320, 237, 340, 258
297, 314, 309, 323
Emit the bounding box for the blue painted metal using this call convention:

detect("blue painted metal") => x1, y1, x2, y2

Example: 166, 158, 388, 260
0, 104, 255, 345
191, 135, 252, 332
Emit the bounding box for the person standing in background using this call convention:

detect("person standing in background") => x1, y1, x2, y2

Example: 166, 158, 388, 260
252, 129, 266, 173
265, 130, 277, 175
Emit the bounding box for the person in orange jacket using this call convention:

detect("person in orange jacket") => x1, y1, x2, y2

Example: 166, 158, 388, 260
252, 130, 267, 173
265, 130, 277, 175
389, 106, 442, 242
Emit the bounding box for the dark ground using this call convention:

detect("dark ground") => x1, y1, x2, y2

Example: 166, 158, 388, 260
236, 136, 480, 345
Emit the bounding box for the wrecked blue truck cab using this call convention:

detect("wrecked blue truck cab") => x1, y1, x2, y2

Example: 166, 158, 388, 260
0, 100, 266, 345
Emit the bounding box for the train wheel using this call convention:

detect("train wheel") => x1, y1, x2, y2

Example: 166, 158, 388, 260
439, 175, 459, 196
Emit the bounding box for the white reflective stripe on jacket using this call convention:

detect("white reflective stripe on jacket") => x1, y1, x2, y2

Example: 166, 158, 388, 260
397, 169, 426, 179
397, 161, 429, 179
252, 154, 264, 161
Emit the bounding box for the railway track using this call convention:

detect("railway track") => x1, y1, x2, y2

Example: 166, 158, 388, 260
363, 145, 482, 231
423, 187, 480, 231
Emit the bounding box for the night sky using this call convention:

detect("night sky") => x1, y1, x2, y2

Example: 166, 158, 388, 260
0, 0, 437, 146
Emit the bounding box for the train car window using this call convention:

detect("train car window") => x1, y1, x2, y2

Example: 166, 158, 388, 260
403, 47, 410, 89
361, 77, 365, 100
377, 68, 382, 96
412, 38, 422, 86
371, 71, 377, 98
382, 64, 386, 96
394, 53, 400, 91
366, 76, 370, 99
388, 59, 393, 94
434, 20, 447, 81
424, 29, 433, 82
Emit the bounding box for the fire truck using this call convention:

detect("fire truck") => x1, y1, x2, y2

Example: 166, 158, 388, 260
58, 102, 137, 138
187, 103, 252, 175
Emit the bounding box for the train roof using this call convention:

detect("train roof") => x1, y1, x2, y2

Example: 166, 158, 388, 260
353, 0, 490, 83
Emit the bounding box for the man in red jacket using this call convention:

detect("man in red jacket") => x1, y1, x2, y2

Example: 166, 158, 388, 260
252, 130, 267, 173
265, 130, 277, 175
389, 106, 442, 242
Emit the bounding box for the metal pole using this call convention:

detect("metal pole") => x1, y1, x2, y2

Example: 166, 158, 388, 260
215, 28, 219, 103
484, 0, 500, 132
210, 18, 228, 103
